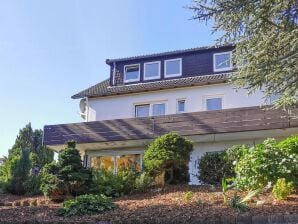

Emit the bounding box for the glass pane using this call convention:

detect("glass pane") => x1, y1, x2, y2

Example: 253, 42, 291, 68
215, 53, 231, 70
91, 156, 114, 172
152, 103, 165, 116
166, 60, 181, 76
206, 98, 222, 111
116, 154, 141, 172
135, 104, 150, 117
145, 63, 159, 78
125, 65, 139, 80
177, 100, 185, 112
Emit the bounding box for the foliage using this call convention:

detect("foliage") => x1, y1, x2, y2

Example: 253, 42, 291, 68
40, 141, 92, 200
221, 177, 235, 205
23, 174, 42, 196
91, 168, 136, 197
272, 178, 295, 200
235, 137, 298, 190
0, 123, 54, 195
229, 193, 249, 212
190, 0, 298, 109
143, 133, 193, 184
135, 172, 154, 193
59, 194, 115, 217
184, 191, 194, 201
198, 151, 234, 185
6, 148, 31, 195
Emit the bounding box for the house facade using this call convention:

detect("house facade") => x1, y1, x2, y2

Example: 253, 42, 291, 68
43, 45, 298, 185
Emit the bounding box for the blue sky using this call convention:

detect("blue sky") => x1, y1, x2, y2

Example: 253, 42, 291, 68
0, 0, 217, 156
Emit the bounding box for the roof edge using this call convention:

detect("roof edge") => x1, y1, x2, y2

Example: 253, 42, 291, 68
106, 44, 234, 64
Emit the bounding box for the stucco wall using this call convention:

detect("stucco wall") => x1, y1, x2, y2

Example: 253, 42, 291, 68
86, 83, 265, 121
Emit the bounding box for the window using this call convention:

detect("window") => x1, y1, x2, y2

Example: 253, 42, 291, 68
165, 58, 182, 78
135, 102, 166, 117
144, 61, 161, 80
177, 99, 185, 113
135, 104, 150, 118
124, 64, 140, 83
206, 98, 222, 111
152, 103, 165, 116
213, 52, 232, 72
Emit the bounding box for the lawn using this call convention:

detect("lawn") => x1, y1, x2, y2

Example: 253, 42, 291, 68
0, 185, 297, 224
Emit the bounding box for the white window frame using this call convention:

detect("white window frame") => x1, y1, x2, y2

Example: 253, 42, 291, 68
144, 61, 161, 80
135, 104, 150, 118
124, 64, 140, 83
134, 101, 167, 117
176, 99, 186, 113
164, 58, 182, 78
213, 52, 232, 72
203, 95, 224, 111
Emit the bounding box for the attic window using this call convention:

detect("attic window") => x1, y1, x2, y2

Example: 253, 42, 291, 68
124, 64, 140, 83
213, 52, 232, 72
165, 58, 182, 78
144, 61, 161, 80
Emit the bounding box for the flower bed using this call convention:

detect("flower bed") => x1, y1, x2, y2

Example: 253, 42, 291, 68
0, 185, 297, 223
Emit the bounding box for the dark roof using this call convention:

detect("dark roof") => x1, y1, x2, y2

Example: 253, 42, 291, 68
106, 44, 234, 64
43, 106, 298, 146
72, 73, 231, 99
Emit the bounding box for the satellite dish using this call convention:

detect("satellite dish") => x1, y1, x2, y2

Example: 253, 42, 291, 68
79, 99, 86, 114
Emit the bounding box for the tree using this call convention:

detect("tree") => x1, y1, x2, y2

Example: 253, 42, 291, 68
41, 141, 92, 201
143, 133, 193, 185
0, 123, 54, 194
190, 0, 298, 109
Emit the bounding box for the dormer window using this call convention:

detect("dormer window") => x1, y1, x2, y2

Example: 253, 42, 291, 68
165, 58, 182, 78
124, 64, 140, 83
144, 61, 161, 80
213, 52, 232, 72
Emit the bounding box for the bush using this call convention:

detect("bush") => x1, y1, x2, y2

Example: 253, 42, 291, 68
235, 137, 298, 190
6, 148, 31, 195
40, 141, 92, 201
91, 169, 134, 197
135, 172, 154, 192
272, 178, 295, 200
143, 133, 193, 184
59, 194, 115, 217
198, 151, 232, 185
23, 174, 42, 195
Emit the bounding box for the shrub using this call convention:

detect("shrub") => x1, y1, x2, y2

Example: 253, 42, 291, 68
59, 194, 115, 217
235, 137, 298, 190
184, 191, 194, 201
135, 172, 154, 192
23, 174, 42, 195
272, 178, 295, 200
6, 148, 31, 195
91, 168, 138, 197
198, 151, 233, 185
40, 141, 92, 201
143, 133, 193, 184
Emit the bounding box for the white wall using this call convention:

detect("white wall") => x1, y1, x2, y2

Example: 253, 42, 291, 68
86, 83, 265, 121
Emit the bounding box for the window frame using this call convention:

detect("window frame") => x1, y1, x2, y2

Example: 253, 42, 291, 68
144, 61, 161, 80
124, 64, 140, 83
213, 52, 233, 72
134, 101, 167, 118
164, 58, 182, 78
135, 104, 150, 118
176, 99, 186, 113
203, 95, 224, 111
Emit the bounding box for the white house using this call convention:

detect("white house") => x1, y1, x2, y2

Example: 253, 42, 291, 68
43, 45, 298, 185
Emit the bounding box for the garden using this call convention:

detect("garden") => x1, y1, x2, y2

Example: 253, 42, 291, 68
0, 124, 297, 223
